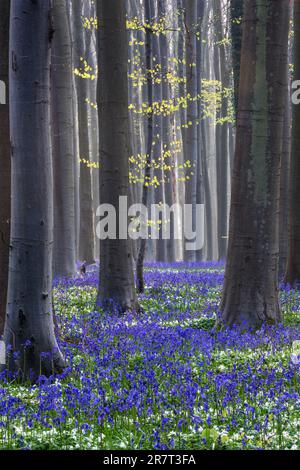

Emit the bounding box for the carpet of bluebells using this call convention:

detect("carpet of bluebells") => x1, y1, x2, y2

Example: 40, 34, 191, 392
1, 263, 300, 450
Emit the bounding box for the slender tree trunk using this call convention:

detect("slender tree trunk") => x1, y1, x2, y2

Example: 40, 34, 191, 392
285, 0, 300, 285
201, 1, 219, 260
177, 0, 186, 141
3, 0, 65, 380
196, 0, 205, 262
214, 0, 230, 260
151, 2, 166, 263
52, 0, 77, 278
84, 0, 99, 262
0, 1, 10, 337
173, 1, 185, 261
221, 0, 290, 327
183, 0, 198, 262
279, 48, 290, 279
73, 0, 95, 265
136, 0, 153, 293
230, 0, 243, 117
159, 0, 177, 263
97, 0, 139, 312
90, 54, 100, 261
66, 1, 80, 261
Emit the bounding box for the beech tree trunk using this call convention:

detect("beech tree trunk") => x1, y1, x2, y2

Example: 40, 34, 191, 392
159, 0, 177, 263
0, 0, 10, 337
221, 0, 290, 328
183, 0, 198, 262
52, 0, 77, 278
73, 0, 95, 265
230, 0, 243, 117
66, 1, 81, 260
152, 1, 166, 263
201, 1, 219, 260
3, 0, 65, 380
97, 0, 139, 312
285, 0, 300, 286
214, 0, 230, 261
136, 0, 154, 294
196, 0, 205, 262
279, 35, 290, 279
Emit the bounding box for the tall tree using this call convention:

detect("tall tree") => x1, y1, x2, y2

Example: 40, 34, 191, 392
0, 0, 10, 337
285, 0, 300, 286
214, 0, 230, 260
279, 80, 290, 279
279, 15, 291, 279
73, 0, 95, 265
196, 0, 205, 262
221, 0, 290, 327
66, 1, 81, 261
183, 0, 198, 262
97, 0, 139, 312
230, 0, 243, 117
151, 1, 166, 263
201, 1, 219, 261
51, 0, 77, 278
159, 0, 177, 263
3, 0, 65, 379
136, 0, 154, 293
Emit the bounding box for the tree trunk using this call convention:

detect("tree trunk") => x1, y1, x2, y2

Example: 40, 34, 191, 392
66, 1, 81, 261
0, 0, 10, 337
284, 0, 300, 286
201, 1, 219, 261
73, 0, 95, 265
136, 0, 153, 293
159, 0, 177, 263
183, 0, 198, 262
152, 2, 166, 263
3, 0, 65, 380
52, 0, 77, 278
279, 44, 290, 279
97, 0, 139, 312
221, 0, 290, 328
196, 0, 205, 262
230, 0, 243, 117
214, 0, 230, 261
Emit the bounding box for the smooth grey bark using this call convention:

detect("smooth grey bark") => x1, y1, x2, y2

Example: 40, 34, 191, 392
151, 1, 167, 262
183, 0, 198, 262
136, 0, 154, 293
3, 0, 65, 380
172, 1, 185, 261
230, 0, 243, 117
73, 0, 95, 265
285, 0, 300, 285
177, 0, 187, 139
201, 1, 219, 261
66, 1, 80, 260
0, 0, 10, 337
51, 0, 77, 278
221, 0, 290, 327
84, 0, 99, 262
127, 2, 139, 263
285, 1, 300, 286
213, 0, 230, 260
196, 0, 205, 262
159, 0, 176, 263
90, 56, 100, 262
279, 43, 290, 279
127, 0, 148, 263
97, 0, 139, 312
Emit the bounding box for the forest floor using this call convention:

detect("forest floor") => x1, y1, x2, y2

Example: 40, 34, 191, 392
1, 263, 300, 450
